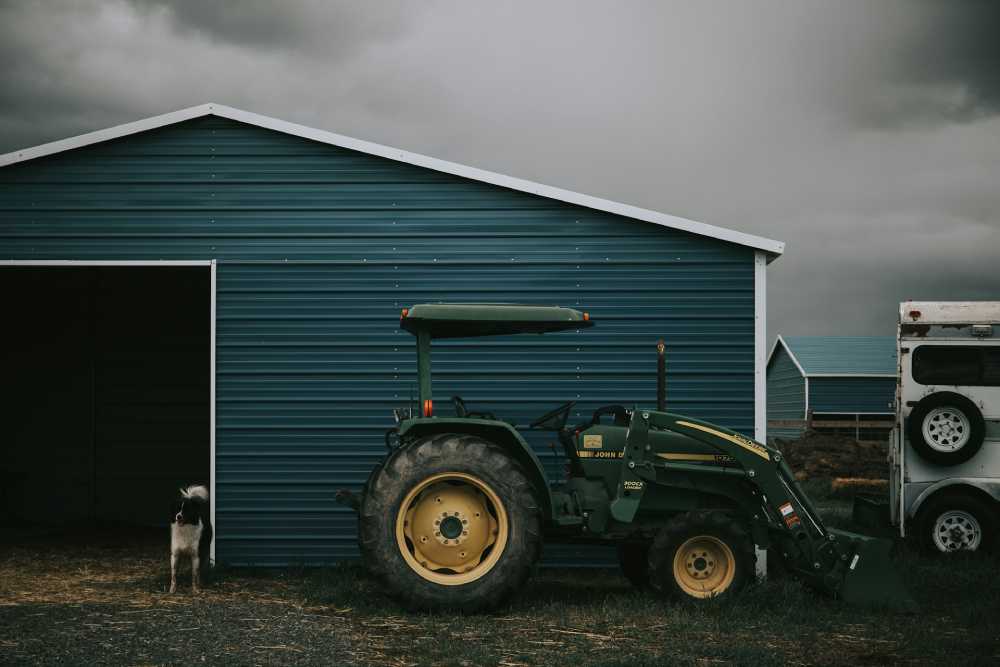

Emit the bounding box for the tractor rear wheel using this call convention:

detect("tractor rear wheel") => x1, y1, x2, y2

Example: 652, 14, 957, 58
648, 511, 754, 600
617, 542, 651, 588
359, 433, 542, 611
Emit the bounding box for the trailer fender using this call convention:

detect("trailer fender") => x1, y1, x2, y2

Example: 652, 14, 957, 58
398, 418, 553, 520
908, 477, 1000, 520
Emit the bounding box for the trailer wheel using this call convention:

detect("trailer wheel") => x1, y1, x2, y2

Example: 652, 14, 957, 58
359, 433, 542, 612
918, 492, 996, 554
648, 511, 754, 600
617, 542, 650, 588
908, 393, 985, 466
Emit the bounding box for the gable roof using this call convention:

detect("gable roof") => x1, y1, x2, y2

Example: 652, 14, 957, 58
768, 336, 897, 377
0, 103, 784, 259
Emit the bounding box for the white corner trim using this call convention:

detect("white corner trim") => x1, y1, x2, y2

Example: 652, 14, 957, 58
803, 376, 810, 419
209, 259, 217, 564
754, 251, 767, 443
0, 103, 785, 258
753, 251, 769, 583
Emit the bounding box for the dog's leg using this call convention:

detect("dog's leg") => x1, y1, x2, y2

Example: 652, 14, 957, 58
169, 552, 178, 594
192, 553, 200, 593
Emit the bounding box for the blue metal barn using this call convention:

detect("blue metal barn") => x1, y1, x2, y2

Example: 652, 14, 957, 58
766, 336, 897, 441
0, 104, 782, 565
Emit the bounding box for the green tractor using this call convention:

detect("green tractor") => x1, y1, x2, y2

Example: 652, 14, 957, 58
342, 304, 913, 611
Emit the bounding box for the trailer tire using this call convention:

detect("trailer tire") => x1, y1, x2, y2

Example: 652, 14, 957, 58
617, 542, 651, 588
917, 492, 996, 554
908, 393, 985, 466
358, 433, 542, 612
648, 511, 754, 601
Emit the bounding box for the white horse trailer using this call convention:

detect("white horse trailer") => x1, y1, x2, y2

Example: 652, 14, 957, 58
893, 301, 1000, 552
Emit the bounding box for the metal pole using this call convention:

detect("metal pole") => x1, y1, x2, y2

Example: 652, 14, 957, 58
656, 339, 666, 411
417, 330, 432, 415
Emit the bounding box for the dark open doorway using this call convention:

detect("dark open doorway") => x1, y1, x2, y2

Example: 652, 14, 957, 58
1, 266, 211, 528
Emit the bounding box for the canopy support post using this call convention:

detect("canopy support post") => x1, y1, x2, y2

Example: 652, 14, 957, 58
417, 330, 433, 414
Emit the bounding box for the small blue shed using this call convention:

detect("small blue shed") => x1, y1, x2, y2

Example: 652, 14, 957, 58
766, 336, 897, 441
0, 104, 783, 565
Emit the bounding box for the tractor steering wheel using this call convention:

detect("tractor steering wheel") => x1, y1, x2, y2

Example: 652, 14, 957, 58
452, 395, 468, 418
529, 401, 577, 430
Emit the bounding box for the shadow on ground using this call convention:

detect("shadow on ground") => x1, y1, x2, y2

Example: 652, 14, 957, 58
1, 488, 998, 666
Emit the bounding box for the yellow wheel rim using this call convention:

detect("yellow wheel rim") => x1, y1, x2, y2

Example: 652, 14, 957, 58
672, 535, 736, 598
395, 472, 509, 586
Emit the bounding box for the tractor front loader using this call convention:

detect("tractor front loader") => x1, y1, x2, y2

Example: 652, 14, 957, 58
342, 304, 915, 612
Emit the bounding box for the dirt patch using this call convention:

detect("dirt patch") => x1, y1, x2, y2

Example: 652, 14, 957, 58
3, 515, 999, 666
0, 526, 361, 666
774, 432, 888, 480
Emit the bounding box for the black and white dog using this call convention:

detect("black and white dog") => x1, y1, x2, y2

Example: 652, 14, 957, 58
170, 485, 213, 593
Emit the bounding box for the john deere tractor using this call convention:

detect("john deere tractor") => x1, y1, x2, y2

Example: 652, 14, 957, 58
344, 304, 913, 611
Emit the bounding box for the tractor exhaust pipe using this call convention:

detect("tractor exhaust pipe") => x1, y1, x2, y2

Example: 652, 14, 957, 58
656, 339, 666, 411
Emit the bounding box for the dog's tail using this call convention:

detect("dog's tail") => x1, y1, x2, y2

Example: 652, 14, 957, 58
181, 485, 209, 501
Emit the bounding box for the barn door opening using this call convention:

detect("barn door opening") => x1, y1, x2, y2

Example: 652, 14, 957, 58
0, 265, 211, 528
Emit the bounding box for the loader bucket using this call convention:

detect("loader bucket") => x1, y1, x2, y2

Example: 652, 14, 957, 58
829, 528, 917, 612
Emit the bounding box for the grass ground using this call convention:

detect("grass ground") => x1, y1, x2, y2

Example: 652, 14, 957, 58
2, 480, 998, 666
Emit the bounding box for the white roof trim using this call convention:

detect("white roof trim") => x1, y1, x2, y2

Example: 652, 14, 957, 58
806, 373, 896, 378
0, 103, 785, 258
768, 335, 807, 377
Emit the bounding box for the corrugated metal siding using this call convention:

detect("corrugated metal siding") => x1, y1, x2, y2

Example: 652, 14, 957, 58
809, 377, 896, 415
782, 337, 896, 375
1, 116, 756, 565
766, 345, 805, 440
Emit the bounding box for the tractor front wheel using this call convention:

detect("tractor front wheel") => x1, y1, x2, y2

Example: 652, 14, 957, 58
648, 511, 754, 600
358, 433, 542, 611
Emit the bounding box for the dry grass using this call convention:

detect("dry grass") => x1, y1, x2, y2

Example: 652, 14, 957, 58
2, 485, 999, 666
830, 478, 889, 495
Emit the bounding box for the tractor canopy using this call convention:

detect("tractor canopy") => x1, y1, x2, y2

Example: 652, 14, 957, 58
399, 303, 592, 418
400, 303, 593, 339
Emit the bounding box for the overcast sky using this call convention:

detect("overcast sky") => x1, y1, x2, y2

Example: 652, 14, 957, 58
2, 0, 998, 339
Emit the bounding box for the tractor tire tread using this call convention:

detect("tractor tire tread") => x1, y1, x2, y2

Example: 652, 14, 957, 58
647, 510, 755, 600
358, 432, 542, 612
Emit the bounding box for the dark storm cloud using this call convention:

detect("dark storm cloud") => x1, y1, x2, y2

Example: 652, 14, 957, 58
0, 1, 998, 339
853, 1, 1000, 128
0, 0, 430, 150
130, 0, 413, 56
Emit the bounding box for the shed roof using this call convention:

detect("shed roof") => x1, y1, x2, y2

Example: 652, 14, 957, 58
0, 103, 784, 259
768, 336, 897, 377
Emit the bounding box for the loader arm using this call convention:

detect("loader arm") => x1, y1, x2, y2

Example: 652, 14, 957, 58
627, 410, 916, 611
